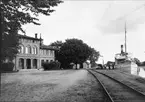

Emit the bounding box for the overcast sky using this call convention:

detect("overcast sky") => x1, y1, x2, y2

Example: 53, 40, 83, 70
22, 0, 145, 63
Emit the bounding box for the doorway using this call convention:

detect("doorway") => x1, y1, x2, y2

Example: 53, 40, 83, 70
26, 59, 31, 69
19, 58, 24, 69
33, 59, 37, 69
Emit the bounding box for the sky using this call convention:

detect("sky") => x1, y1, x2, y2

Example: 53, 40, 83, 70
22, 0, 145, 63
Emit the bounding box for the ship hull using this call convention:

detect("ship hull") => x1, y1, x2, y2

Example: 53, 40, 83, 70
115, 61, 139, 75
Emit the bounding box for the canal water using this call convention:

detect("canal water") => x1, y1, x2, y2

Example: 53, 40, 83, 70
137, 67, 145, 78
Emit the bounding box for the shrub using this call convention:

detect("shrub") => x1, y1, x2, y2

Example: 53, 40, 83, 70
1, 62, 14, 72
42, 61, 61, 70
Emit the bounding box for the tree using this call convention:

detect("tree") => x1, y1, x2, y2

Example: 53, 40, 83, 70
88, 48, 100, 67
58, 38, 93, 69
2, 32, 19, 62
106, 61, 115, 69
141, 61, 145, 66
49, 40, 64, 61
0, 0, 63, 62
50, 41, 64, 49
134, 58, 141, 66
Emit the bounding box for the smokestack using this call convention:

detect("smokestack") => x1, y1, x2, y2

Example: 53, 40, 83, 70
121, 45, 124, 54
35, 33, 37, 38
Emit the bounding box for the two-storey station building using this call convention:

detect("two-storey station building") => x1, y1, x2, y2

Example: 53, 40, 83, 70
13, 34, 57, 71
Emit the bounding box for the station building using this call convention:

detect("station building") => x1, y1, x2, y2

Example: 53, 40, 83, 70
13, 34, 57, 71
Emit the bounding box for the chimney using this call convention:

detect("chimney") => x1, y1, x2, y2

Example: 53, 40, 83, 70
121, 45, 124, 54
35, 33, 37, 38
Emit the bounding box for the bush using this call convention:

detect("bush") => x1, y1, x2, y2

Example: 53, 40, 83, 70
42, 61, 61, 70
1, 62, 14, 72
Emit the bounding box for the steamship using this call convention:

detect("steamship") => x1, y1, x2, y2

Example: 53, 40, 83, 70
115, 45, 138, 74
114, 22, 138, 74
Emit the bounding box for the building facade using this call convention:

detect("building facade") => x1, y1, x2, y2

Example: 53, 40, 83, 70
13, 34, 57, 71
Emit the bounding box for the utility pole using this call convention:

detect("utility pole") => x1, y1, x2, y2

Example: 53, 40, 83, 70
125, 21, 127, 55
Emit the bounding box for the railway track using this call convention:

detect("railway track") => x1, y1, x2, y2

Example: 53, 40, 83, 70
87, 69, 145, 102
96, 70, 145, 93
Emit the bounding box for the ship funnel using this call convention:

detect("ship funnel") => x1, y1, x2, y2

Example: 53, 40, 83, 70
121, 45, 124, 54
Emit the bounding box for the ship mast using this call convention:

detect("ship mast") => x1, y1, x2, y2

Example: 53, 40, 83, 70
125, 21, 127, 55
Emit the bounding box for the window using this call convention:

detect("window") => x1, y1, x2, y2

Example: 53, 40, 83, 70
43, 50, 45, 55
19, 45, 24, 53
28, 46, 31, 54
32, 46, 37, 54
45, 50, 46, 55
46, 50, 49, 55
50, 50, 54, 56
48, 50, 50, 55
26, 45, 31, 54
32, 47, 34, 54
52, 51, 54, 56
18, 49, 20, 53
25, 46, 28, 54
34, 47, 37, 54
50, 50, 51, 56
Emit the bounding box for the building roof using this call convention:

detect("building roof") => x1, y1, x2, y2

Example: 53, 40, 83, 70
18, 34, 42, 41
40, 45, 59, 50
18, 34, 59, 50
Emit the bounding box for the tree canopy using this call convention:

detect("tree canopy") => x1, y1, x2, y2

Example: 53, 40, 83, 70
1, 0, 63, 34
133, 58, 141, 66
49, 40, 64, 62
50, 40, 64, 49
50, 38, 99, 69
142, 61, 145, 66
88, 48, 100, 67
0, 0, 63, 62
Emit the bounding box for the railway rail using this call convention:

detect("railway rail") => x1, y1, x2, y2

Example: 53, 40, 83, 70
87, 69, 145, 102
87, 70, 114, 102
96, 70, 145, 93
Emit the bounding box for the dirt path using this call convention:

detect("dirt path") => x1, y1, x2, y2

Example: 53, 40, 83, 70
1, 69, 104, 102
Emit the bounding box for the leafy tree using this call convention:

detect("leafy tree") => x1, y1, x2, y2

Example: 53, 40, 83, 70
49, 40, 64, 61
88, 48, 100, 67
2, 32, 19, 62
106, 61, 115, 69
50, 41, 64, 49
134, 58, 141, 66
58, 38, 93, 69
0, 0, 63, 62
141, 61, 145, 66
